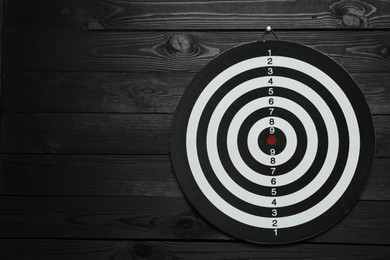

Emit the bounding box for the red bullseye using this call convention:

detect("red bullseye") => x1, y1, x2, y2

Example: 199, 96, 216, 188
267, 135, 276, 145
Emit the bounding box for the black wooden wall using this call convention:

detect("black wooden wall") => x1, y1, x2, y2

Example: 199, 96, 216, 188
0, 0, 390, 259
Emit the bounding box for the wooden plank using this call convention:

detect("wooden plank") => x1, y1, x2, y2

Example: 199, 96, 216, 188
3, 72, 390, 114
1, 114, 388, 156
0, 240, 389, 260
4, 31, 390, 73
374, 116, 390, 157
0, 197, 389, 244
0, 113, 172, 154
5, 0, 390, 30
0, 0, 3, 152
0, 155, 181, 197
363, 158, 390, 200
2, 72, 185, 113
0, 196, 223, 240
0, 154, 388, 201
354, 73, 390, 115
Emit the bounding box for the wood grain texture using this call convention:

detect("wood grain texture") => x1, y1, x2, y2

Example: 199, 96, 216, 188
0, 197, 389, 245
1, 240, 389, 260
1, 0, 390, 254
0, 0, 3, 151
2, 72, 185, 113
4, 31, 390, 73
5, 0, 390, 30
0, 113, 172, 154
354, 73, 390, 115
0, 154, 388, 200
373, 116, 390, 157
3, 72, 390, 114
0, 155, 180, 197
1, 114, 388, 156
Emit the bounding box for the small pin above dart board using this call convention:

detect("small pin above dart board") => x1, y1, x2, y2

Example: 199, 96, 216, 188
170, 38, 375, 244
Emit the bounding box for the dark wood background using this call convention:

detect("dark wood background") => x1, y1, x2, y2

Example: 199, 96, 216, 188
0, 0, 390, 259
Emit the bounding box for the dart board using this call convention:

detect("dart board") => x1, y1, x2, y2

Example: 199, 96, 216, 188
170, 40, 375, 244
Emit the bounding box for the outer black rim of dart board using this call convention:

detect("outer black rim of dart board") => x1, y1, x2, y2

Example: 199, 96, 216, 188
169, 40, 375, 244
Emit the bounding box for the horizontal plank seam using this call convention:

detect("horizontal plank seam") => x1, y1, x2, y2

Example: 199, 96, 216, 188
0, 194, 385, 201
0, 237, 389, 247
0, 152, 388, 158
5, 69, 390, 74
1, 112, 388, 116
0, 153, 389, 160
1, 112, 389, 116
0, 111, 175, 115
4, 28, 390, 33
2, 71, 389, 75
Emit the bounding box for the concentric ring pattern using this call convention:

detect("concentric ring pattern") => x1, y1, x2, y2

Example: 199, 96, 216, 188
170, 41, 375, 244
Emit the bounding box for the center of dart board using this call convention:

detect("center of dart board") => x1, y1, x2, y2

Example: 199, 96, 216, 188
258, 128, 287, 155
267, 135, 276, 145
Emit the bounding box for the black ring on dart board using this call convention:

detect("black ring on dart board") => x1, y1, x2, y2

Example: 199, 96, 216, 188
199, 66, 332, 179
236, 106, 307, 176
206, 70, 333, 195
228, 87, 317, 176
190, 73, 346, 221
197, 70, 307, 178
232, 67, 338, 176
170, 40, 375, 244
208, 107, 308, 197
258, 127, 287, 155
197, 87, 347, 216
220, 87, 309, 176
200, 66, 349, 212
201, 71, 346, 209
231, 67, 338, 177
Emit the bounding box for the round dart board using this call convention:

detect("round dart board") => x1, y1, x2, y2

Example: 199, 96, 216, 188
170, 40, 375, 244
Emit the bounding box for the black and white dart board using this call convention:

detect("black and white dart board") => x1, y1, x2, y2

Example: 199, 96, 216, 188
170, 40, 375, 244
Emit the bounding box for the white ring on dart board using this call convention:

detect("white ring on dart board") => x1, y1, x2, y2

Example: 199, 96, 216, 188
225, 95, 317, 186
214, 81, 326, 187
186, 56, 360, 228
211, 94, 334, 206
247, 117, 297, 165
228, 96, 313, 172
